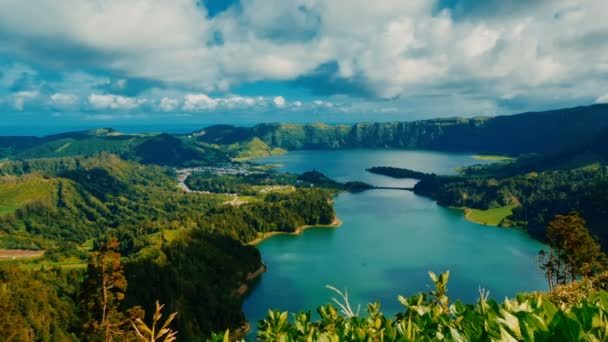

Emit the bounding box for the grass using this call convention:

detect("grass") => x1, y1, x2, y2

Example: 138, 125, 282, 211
463, 205, 517, 226
0, 175, 57, 215
472, 155, 514, 162
13, 256, 87, 270
251, 185, 296, 194
79, 239, 95, 251
232, 138, 287, 160
162, 229, 184, 242
0, 204, 21, 216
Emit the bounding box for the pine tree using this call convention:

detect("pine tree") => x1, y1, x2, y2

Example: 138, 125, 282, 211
82, 237, 128, 341
538, 212, 607, 289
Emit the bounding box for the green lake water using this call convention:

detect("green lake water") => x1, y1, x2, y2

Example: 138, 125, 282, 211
243, 149, 547, 330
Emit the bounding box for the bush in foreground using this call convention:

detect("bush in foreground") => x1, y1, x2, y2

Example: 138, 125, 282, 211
213, 271, 608, 341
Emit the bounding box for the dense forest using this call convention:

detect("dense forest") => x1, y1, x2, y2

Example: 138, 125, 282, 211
410, 125, 608, 248
0, 152, 339, 340
414, 164, 608, 246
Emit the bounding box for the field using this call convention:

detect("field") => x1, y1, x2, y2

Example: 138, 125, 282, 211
19, 257, 87, 270
0, 249, 45, 259
0, 175, 57, 215
463, 205, 517, 226
472, 155, 514, 162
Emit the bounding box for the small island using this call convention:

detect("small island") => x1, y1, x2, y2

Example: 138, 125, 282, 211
298, 170, 375, 192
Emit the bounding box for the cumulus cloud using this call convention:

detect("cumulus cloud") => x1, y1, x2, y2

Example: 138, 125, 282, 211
0, 0, 607, 116
463, 25, 500, 58
159, 97, 179, 112
273, 96, 286, 107
183, 94, 218, 111
182, 93, 276, 111
50, 93, 78, 106
220, 95, 263, 109
88, 93, 144, 110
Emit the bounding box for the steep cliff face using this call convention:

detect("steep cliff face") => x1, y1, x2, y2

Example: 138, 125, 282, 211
198, 104, 608, 154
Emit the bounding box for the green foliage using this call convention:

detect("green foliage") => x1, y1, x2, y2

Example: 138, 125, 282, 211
242, 271, 608, 341
0, 154, 220, 253
124, 230, 263, 341
228, 137, 287, 160
133, 134, 229, 166
0, 173, 57, 215
539, 213, 607, 289
201, 188, 335, 242
131, 301, 178, 342
544, 271, 608, 308
464, 205, 517, 226
0, 129, 230, 167
0, 265, 82, 341
0, 153, 330, 340
415, 164, 608, 247
473, 155, 514, 162
81, 238, 129, 341
185, 170, 298, 195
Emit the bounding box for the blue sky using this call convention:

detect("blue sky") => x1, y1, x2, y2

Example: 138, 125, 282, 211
1, 0, 607, 134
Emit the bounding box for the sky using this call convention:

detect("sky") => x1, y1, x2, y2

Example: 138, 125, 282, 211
1, 0, 608, 134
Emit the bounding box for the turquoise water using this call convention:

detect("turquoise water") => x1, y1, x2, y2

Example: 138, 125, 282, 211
244, 149, 547, 330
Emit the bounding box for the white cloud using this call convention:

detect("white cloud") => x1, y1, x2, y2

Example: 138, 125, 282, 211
273, 96, 286, 107
0, 0, 607, 115
181, 94, 277, 111
183, 94, 218, 111
159, 97, 179, 111
88, 93, 143, 110
0, 63, 37, 90
50, 93, 78, 106
313, 100, 333, 107
463, 25, 500, 57
12, 90, 39, 110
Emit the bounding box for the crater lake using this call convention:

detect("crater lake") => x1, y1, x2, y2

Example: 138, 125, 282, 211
243, 149, 548, 331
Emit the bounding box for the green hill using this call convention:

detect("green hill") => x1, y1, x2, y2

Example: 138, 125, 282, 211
0, 129, 229, 167
198, 104, 608, 155
0, 174, 58, 215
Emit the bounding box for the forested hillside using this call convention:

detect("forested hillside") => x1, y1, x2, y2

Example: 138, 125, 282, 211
4, 104, 607, 165
0, 128, 229, 166
0, 153, 337, 340
199, 104, 608, 154
410, 126, 608, 249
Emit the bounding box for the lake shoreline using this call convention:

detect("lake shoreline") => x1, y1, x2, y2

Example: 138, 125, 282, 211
247, 216, 343, 246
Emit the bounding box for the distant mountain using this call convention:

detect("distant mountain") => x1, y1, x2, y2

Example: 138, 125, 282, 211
2, 104, 607, 164
197, 104, 608, 154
